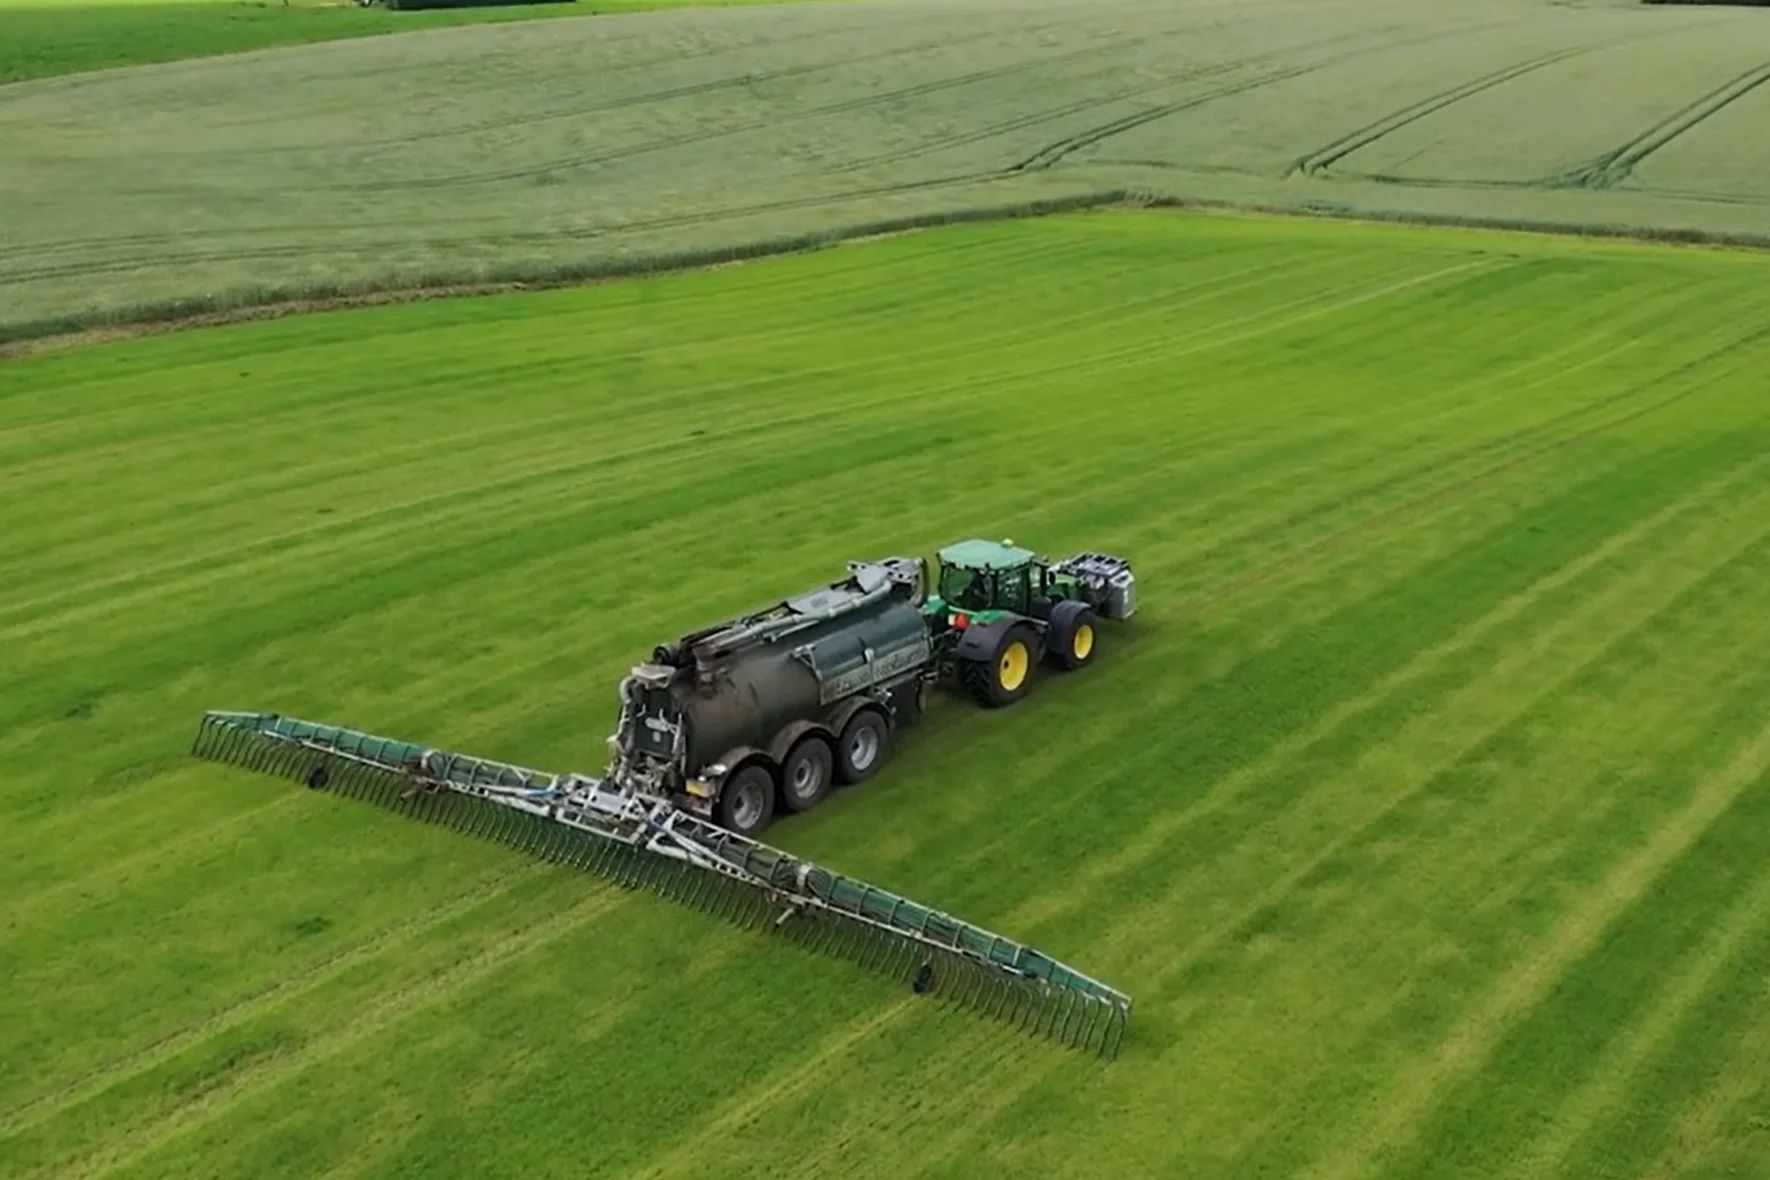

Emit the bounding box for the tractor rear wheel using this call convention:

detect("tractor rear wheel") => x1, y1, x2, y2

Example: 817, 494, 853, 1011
780, 736, 834, 813
1046, 600, 1098, 671
960, 623, 1038, 708
716, 763, 776, 836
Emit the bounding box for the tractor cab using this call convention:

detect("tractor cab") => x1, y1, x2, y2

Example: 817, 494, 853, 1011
929, 538, 1039, 620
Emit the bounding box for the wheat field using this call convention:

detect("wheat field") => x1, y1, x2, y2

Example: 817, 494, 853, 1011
4, 0, 1770, 336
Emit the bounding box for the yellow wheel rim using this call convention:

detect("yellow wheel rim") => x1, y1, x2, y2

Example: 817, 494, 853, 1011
1073, 623, 1094, 659
998, 641, 1029, 691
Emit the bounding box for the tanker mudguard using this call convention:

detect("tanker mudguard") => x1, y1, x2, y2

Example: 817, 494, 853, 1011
823, 691, 890, 736
768, 719, 833, 766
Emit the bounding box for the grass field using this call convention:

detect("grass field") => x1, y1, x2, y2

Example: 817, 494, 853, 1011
6, 0, 1770, 340
0, 0, 844, 88
7, 208, 1770, 1179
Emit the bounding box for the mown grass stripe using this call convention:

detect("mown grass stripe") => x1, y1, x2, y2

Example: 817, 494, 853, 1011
1303, 719, 1770, 1180
0, 859, 553, 1137
7, 212, 1770, 1180
1045, 440, 1770, 963
892, 376, 1770, 906
31, 888, 630, 1180
1487, 851, 1770, 1180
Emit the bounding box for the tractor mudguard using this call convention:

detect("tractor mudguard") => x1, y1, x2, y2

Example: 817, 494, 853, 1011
953, 618, 1043, 665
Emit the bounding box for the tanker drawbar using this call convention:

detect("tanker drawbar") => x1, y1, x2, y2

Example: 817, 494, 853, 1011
190, 710, 1133, 1058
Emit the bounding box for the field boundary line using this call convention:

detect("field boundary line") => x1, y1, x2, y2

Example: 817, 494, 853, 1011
9, 194, 1770, 358
0, 860, 554, 1139
0, 0, 869, 94
1493, 856, 1770, 1179
1302, 712, 1770, 1180
0, 189, 1123, 351
37, 886, 627, 1180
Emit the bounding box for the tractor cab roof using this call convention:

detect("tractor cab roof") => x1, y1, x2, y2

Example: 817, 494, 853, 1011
937, 538, 1036, 570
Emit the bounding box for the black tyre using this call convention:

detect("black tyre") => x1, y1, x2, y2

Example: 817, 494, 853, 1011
780, 737, 834, 813
959, 622, 1038, 708
835, 709, 890, 785
1046, 600, 1098, 671
716, 763, 776, 836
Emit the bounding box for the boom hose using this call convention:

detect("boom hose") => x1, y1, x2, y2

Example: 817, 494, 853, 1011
190, 710, 1131, 1058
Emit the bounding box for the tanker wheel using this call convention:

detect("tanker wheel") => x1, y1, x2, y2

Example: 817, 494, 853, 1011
780, 737, 833, 813
960, 623, 1037, 709
716, 764, 776, 837
835, 709, 890, 785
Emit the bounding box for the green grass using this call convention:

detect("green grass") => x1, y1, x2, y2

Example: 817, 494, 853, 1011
6, 208, 1770, 1179
7, 0, 1770, 341
0, 0, 848, 87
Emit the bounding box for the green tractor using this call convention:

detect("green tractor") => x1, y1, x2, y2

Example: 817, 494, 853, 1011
922, 539, 1137, 708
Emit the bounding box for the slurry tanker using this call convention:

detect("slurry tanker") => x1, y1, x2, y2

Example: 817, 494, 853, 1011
192, 538, 1139, 1055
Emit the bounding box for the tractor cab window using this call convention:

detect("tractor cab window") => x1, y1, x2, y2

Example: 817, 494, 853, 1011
994, 565, 1032, 614
939, 564, 994, 610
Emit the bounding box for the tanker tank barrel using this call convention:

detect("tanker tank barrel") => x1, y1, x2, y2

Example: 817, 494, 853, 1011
690, 557, 913, 661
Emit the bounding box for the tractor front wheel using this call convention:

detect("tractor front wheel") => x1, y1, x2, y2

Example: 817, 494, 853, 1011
1046, 600, 1098, 671
960, 623, 1038, 708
